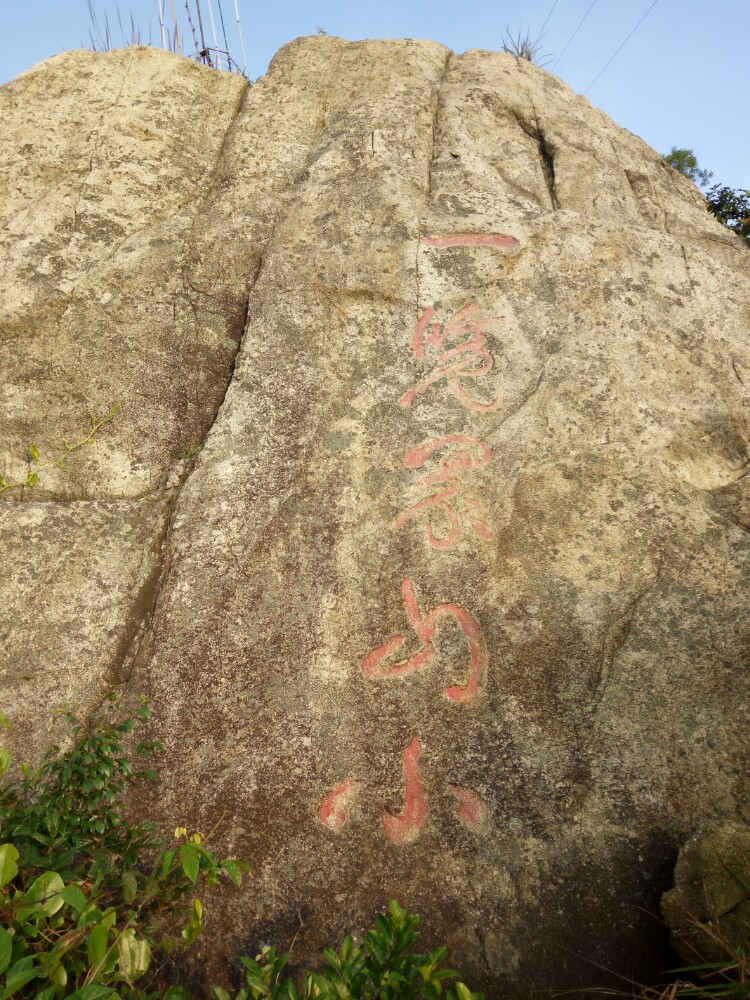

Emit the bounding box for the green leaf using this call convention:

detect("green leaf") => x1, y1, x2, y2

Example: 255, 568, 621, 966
160, 849, 176, 878
221, 859, 244, 887
121, 870, 138, 904
180, 842, 200, 883
285, 980, 300, 1000
0, 957, 39, 1000
65, 987, 117, 1000
61, 884, 87, 911
181, 898, 203, 946
165, 989, 195, 1000
29, 444, 40, 462
455, 984, 472, 1000
24, 870, 65, 914
210, 989, 231, 1000
0, 928, 12, 976
0, 844, 19, 888
0, 750, 10, 776
26, 472, 39, 486
116, 927, 151, 980
87, 923, 110, 968
50, 961, 67, 989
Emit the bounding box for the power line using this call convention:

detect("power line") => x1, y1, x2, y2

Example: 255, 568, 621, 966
551, 0, 599, 72
538, 0, 560, 37
584, 0, 661, 95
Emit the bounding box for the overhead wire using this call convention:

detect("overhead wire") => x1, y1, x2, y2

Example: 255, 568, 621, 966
550, 0, 600, 71
584, 0, 661, 94
538, 0, 560, 37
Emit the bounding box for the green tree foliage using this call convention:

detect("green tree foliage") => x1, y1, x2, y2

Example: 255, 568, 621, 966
663, 147, 749, 248
663, 147, 713, 188
706, 185, 750, 247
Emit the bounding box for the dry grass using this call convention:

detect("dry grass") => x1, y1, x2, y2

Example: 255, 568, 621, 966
501, 27, 551, 66
87, 0, 248, 76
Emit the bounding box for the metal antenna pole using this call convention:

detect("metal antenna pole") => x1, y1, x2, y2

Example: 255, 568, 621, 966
185, 1, 200, 57
157, 0, 167, 48
170, 0, 182, 52
194, 0, 211, 64
206, 0, 222, 69
216, 0, 232, 70
232, 0, 247, 75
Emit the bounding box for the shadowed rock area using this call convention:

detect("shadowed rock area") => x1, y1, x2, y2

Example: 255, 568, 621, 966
2, 37, 750, 998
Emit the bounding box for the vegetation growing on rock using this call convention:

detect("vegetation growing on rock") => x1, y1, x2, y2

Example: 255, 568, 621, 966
0, 704, 483, 999
663, 147, 750, 246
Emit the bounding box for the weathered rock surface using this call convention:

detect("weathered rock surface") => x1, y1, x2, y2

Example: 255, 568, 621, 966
2, 37, 750, 998
662, 822, 750, 966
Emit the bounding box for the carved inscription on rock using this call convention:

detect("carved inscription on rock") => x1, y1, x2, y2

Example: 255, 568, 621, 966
361, 578, 485, 704
318, 232, 521, 844
394, 434, 493, 549
398, 305, 504, 412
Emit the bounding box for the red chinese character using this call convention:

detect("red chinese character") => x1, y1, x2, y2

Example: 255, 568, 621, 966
382, 737, 429, 845
394, 435, 492, 549
449, 786, 488, 832
361, 578, 485, 703
398, 305, 503, 412
318, 747, 488, 841
318, 780, 362, 832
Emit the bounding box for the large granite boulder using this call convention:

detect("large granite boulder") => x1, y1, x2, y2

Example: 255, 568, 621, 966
2, 37, 749, 998
662, 823, 750, 967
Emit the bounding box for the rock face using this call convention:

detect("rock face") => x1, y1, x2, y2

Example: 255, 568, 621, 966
2, 37, 750, 997
662, 822, 750, 966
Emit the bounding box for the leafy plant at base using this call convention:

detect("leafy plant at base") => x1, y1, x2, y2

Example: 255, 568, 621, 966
212, 900, 484, 1000
0, 406, 119, 495
0, 699, 247, 998
0, 707, 483, 998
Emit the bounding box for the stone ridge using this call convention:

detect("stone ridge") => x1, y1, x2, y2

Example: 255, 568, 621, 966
2, 36, 750, 999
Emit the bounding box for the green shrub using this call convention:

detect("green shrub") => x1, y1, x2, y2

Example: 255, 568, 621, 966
0, 699, 247, 998
214, 901, 483, 1000
706, 185, 750, 248
0, 705, 483, 999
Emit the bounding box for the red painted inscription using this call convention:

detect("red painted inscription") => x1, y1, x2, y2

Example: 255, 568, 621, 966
449, 785, 488, 832
398, 305, 503, 412
382, 737, 429, 845
394, 434, 492, 548
361, 578, 485, 703
318, 780, 361, 832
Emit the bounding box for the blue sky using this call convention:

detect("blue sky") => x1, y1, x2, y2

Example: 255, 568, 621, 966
1, 0, 748, 191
